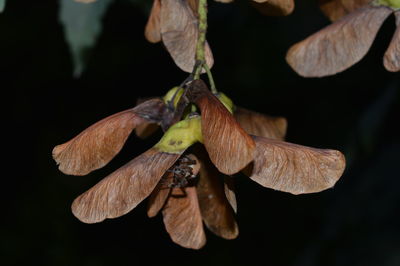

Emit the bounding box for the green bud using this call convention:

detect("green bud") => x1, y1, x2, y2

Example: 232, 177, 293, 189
154, 115, 203, 153
163, 87, 184, 108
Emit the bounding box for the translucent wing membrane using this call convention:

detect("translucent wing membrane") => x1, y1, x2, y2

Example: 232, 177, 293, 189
71, 148, 181, 223
286, 6, 392, 77
250, 136, 346, 195
162, 187, 206, 249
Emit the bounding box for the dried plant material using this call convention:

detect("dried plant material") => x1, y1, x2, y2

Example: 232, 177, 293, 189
249, 136, 346, 195
72, 148, 181, 223
234, 107, 287, 140
319, 0, 371, 21
53, 110, 142, 176
160, 0, 214, 73
145, 0, 162, 43
286, 6, 392, 77
147, 177, 171, 217
214, 0, 234, 3
188, 80, 255, 175
341, 0, 372, 13
252, 0, 295, 16
196, 147, 238, 239
162, 187, 206, 249
224, 176, 237, 213
384, 12, 400, 72
319, 0, 348, 21
186, 154, 201, 176
135, 122, 160, 138
53, 99, 165, 176
187, 0, 199, 15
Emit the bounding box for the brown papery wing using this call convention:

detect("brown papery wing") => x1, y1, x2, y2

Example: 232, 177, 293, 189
224, 176, 237, 213
234, 107, 287, 140
52, 99, 164, 176
162, 187, 206, 249
145, 0, 162, 43
214, 0, 233, 3
340, 0, 372, 14
286, 6, 392, 77
147, 177, 171, 218
249, 136, 346, 195
188, 80, 255, 175
135, 122, 160, 139
384, 12, 400, 72
251, 0, 294, 16
319, 0, 348, 21
196, 147, 238, 239
71, 148, 181, 223
160, 0, 213, 73
318, 0, 370, 21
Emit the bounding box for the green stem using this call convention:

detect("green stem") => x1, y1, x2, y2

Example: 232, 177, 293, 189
204, 64, 217, 93
193, 0, 208, 80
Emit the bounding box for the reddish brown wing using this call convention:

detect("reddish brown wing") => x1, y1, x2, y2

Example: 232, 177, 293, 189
53, 99, 164, 176
162, 186, 206, 249
250, 136, 345, 195
252, 0, 294, 16
318, 0, 371, 21
71, 148, 181, 223
286, 6, 392, 77
195, 147, 238, 239
147, 177, 171, 218
188, 80, 255, 175
224, 176, 237, 213
160, 0, 213, 73
384, 12, 400, 72
234, 107, 287, 140
145, 0, 162, 43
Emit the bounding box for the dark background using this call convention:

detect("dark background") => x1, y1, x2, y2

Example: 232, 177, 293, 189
2, 0, 400, 265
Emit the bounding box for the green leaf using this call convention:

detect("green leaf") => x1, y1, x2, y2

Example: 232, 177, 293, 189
59, 0, 113, 77
0, 0, 6, 13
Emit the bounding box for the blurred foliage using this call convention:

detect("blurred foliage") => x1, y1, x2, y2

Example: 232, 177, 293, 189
59, 0, 113, 77
2, 0, 399, 265
0, 0, 5, 12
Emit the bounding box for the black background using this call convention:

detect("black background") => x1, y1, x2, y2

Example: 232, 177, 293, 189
2, 0, 400, 265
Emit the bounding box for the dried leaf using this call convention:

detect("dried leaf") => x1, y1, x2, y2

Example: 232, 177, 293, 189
53, 99, 165, 176
162, 187, 206, 249
196, 147, 238, 239
251, 0, 294, 16
224, 176, 237, 213
160, 0, 214, 73
249, 136, 346, 195
188, 80, 255, 175
234, 107, 287, 140
286, 6, 392, 77
145, 0, 162, 43
72, 148, 181, 223
384, 12, 400, 72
